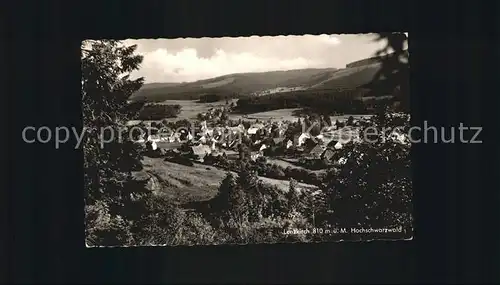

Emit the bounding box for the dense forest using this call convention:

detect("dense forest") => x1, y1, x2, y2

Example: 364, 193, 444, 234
235, 88, 372, 115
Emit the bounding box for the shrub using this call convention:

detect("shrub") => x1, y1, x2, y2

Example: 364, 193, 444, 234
165, 155, 194, 167
85, 201, 134, 247
198, 94, 222, 103
131, 194, 182, 246
323, 113, 413, 236
138, 103, 182, 120
219, 211, 312, 244
176, 212, 229, 246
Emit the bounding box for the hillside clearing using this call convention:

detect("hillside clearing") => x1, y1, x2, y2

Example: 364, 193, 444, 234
137, 156, 318, 204
310, 63, 380, 89
138, 99, 236, 123
229, 108, 301, 122
230, 108, 372, 123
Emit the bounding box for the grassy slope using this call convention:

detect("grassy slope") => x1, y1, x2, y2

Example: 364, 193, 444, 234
137, 156, 318, 204
310, 63, 380, 90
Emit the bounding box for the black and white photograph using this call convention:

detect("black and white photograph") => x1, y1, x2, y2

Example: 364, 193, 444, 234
82, 33, 412, 247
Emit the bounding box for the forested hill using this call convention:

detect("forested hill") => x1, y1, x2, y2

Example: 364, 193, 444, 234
129, 54, 402, 103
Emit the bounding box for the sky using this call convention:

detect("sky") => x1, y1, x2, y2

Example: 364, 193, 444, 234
122, 33, 408, 83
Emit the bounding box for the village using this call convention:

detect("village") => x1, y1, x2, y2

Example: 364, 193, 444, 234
127, 103, 409, 188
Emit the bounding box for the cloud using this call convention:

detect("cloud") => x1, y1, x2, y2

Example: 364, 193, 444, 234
134, 47, 317, 83
318, 34, 342, 45
123, 34, 389, 83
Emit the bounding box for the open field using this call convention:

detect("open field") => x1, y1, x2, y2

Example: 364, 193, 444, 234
229, 108, 301, 122
265, 157, 303, 169
155, 141, 182, 149
136, 156, 318, 204
230, 108, 373, 123
158, 99, 231, 120
136, 99, 236, 123
132, 100, 373, 125
330, 114, 373, 121
266, 157, 328, 175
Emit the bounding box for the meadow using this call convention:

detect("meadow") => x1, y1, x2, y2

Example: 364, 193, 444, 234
136, 156, 318, 205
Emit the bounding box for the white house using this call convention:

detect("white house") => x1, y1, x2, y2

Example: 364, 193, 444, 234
151, 141, 158, 151
390, 132, 408, 145
191, 143, 212, 157
334, 141, 343, 150
247, 123, 265, 135
259, 144, 268, 151
250, 152, 261, 161
200, 120, 208, 130
247, 127, 259, 135
125, 120, 142, 127
297, 133, 311, 146
252, 123, 265, 129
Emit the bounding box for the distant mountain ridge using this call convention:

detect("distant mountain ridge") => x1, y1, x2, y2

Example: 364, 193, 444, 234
139, 82, 182, 89
346, 50, 409, 68
130, 56, 386, 102
346, 56, 383, 68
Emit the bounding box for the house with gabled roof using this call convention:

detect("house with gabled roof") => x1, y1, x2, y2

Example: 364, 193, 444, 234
259, 144, 268, 152
308, 144, 326, 159
327, 140, 343, 150
273, 137, 285, 146
228, 138, 239, 149
250, 151, 261, 161
145, 140, 158, 151
320, 148, 336, 162
295, 132, 311, 147
190, 144, 212, 160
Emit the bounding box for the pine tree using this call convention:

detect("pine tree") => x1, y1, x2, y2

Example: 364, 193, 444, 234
237, 143, 247, 161
82, 40, 151, 246
347, 116, 354, 126
286, 178, 300, 215
227, 184, 248, 223
304, 117, 311, 132
220, 109, 229, 122
211, 172, 237, 214
371, 33, 409, 113
237, 162, 262, 222
237, 161, 258, 193
302, 191, 316, 224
